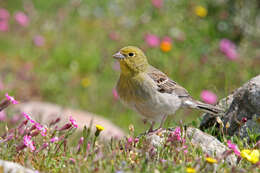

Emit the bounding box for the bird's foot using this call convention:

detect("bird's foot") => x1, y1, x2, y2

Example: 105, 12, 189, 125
147, 127, 163, 134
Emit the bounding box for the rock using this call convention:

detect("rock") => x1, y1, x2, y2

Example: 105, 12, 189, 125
14, 101, 63, 124
143, 127, 237, 166
63, 108, 125, 139
0, 159, 36, 173
200, 75, 260, 139
186, 127, 237, 166
13, 101, 126, 140
145, 133, 164, 147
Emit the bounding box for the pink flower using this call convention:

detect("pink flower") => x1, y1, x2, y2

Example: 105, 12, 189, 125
227, 140, 240, 156
0, 8, 10, 32
35, 123, 47, 136
0, 8, 10, 20
183, 145, 188, 149
59, 123, 72, 131
14, 11, 29, 27
30, 130, 40, 137
69, 116, 78, 128
220, 39, 234, 53
87, 142, 91, 152
23, 135, 35, 151
160, 159, 167, 163
200, 90, 217, 105
40, 127, 47, 136
112, 88, 119, 100
69, 158, 76, 164
127, 137, 133, 143
33, 35, 45, 47
168, 127, 182, 142
145, 34, 160, 47
77, 137, 84, 152
79, 137, 84, 144
241, 117, 247, 123
219, 39, 238, 60
50, 137, 59, 143
23, 112, 47, 136
23, 112, 35, 124
0, 110, 6, 121
0, 20, 8, 32
5, 93, 18, 104
182, 145, 188, 153
151, 0, 163, 9
225, 48, 237, 60
173, 127, 182, 141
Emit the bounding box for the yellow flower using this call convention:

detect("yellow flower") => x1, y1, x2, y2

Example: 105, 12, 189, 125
81, 77, 91, 88
194, 5, 207, 18
95, 125, 104, 131
129, 124, 134, 132
160, 41, 172, 52
241, 149, 259, 164
186, 167, 196, 173
205, 157, 217, 164
110, 159, 114, 165
225, 122, 230, 129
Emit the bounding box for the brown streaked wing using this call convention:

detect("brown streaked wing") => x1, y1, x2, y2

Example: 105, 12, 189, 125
147, 66, 190, 97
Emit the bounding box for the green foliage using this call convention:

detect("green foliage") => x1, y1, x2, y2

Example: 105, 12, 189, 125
0, 117, 259, 173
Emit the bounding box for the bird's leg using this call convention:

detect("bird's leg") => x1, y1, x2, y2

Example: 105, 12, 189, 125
159, 115, 167, 129
148, 121, 155, 133
151, 115, 167, 133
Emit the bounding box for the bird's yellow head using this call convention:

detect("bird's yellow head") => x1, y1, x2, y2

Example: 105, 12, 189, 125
113, 46, 148, 76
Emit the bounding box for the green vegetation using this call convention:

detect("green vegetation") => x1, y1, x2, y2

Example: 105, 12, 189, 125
0, 106, 259, 172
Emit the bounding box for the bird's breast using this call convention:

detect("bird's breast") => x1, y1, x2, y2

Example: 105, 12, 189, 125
116, 74, 152, 106
116, 74, 182, 121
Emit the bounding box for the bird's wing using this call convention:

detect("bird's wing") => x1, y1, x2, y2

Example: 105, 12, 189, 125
147, 66, 190, 97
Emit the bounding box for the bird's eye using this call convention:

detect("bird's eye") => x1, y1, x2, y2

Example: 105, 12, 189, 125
128, 52, 134, 57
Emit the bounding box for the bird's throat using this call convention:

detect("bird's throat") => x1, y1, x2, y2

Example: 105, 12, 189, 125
119, 60, 148, 76
119, 61, 132, 76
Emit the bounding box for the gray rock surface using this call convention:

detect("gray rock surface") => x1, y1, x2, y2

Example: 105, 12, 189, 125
143, 127, 237, 166
200, 75, 260, 139
0, 159, 36, 173
145, 133, 165, 147
186, 127, 237, 166
12, 101, 126, 140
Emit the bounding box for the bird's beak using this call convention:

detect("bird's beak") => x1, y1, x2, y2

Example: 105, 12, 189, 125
113, 52, 125, 59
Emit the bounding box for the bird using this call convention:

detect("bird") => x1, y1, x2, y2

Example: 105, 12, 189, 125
113, 46, 223, 132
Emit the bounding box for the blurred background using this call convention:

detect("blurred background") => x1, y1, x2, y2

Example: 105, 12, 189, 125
0, 0, 259, 133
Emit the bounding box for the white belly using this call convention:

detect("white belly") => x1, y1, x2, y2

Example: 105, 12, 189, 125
132, 90, 182, 122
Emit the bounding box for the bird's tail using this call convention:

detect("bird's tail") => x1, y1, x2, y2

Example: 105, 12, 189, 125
183, 98, 223, 115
